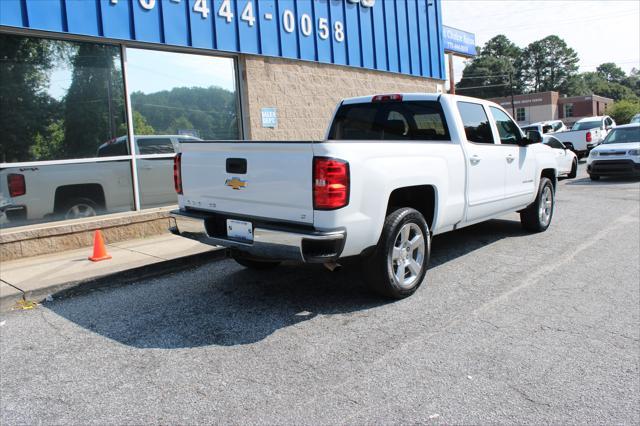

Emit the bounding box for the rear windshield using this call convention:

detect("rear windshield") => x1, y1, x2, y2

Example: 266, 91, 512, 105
328, 101, 450, 141
572, 121, 602, 131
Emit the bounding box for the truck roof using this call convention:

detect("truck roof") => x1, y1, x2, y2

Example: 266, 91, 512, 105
576, 116, 606, 123
340, 92, 502, 107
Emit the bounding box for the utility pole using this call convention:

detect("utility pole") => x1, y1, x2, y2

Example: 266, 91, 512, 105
448, 53, 455, 94
509, 71, 516, 117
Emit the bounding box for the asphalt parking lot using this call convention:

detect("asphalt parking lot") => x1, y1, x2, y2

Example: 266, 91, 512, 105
1, 164, 639, 425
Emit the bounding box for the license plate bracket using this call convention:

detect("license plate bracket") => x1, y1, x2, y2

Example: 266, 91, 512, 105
226, 219, 253, 242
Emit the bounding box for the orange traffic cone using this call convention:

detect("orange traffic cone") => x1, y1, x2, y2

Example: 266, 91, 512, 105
88, 230, 112, 262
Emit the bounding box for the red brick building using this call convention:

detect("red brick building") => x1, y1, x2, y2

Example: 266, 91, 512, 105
489, 91, 614, 127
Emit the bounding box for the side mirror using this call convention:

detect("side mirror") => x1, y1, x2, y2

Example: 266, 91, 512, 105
520, 130, 542, 146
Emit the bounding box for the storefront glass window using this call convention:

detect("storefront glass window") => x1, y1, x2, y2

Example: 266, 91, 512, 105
125, 48, 240, 209
0, 34, 133, 228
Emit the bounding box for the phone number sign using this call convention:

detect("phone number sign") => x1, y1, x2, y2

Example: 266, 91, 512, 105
1, 0, 445, 80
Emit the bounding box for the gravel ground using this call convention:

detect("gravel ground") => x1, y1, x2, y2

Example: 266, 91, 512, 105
1, 165, 639, 425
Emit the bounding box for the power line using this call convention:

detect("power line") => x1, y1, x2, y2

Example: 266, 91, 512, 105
456, 83, 509, 91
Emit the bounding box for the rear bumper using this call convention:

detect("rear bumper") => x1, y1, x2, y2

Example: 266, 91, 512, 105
169, 210, 346, 263
587, 160, 640, 176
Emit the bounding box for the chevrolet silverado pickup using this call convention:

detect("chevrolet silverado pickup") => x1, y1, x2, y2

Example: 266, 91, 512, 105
170, 94, 558, 299
0, 135, 199, 227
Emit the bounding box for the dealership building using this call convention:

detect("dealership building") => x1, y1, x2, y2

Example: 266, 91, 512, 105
0, 0, 446, 259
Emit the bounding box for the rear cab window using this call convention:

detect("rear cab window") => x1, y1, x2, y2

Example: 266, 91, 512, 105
136, 138, 175, 155
328, 101, 450, 141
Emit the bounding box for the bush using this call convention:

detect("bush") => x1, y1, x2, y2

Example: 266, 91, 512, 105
607, 99, 640, 124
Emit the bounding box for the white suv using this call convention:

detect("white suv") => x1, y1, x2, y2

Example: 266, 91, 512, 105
587, 123, 640, 180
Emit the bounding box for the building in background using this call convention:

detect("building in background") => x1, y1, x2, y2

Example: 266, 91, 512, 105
489, 91, 614, 127
0, 0, 446, 238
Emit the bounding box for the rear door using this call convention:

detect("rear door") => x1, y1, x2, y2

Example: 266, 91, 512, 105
457, 101, 506, 222
179, 142, 314, 224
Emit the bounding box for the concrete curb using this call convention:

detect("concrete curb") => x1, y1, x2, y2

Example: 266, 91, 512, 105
0, 248, 227, 313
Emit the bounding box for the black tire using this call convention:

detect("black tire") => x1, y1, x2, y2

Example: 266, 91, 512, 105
568, 158, 578, 179
520, 177, 555, 233
60, 197, 100, 220
232, 254, 281, 270
362, 207, 430, 299
589, 173, 600, 181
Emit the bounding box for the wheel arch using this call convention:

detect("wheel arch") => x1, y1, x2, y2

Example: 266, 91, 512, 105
540, 168, 557, 190
54, 184, 106, 213
385, 185, 438, 230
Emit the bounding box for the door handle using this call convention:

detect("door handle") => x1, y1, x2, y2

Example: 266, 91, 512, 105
506, 154, 515, 163
469, 155, 481, 165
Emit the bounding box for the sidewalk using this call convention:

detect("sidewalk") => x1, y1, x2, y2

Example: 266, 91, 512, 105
0, 234, 224, 312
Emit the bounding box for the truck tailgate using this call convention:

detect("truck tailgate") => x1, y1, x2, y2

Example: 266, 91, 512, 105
179, 142, 314, 224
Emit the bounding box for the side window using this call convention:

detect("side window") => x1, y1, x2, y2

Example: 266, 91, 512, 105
457, 102, 494, 144
490, 107, 523, 145
136, 138, 175, 155
552, 122, 563, 131
544, 137, 564, 149
605, 117, 613, 127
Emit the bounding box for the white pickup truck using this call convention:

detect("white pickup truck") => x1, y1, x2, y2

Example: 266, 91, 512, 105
0, 135, 199, 227
556, 116, 616, 158
170, 94, 558, 299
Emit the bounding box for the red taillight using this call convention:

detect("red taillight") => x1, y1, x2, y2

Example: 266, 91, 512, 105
173, 153, 183, 194
586, 131, 592, 143
372, 94, 403, 102
7, 173, 26, 197
313, 157, 349, 210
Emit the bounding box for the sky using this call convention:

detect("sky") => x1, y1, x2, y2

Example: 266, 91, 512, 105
441, 0, 640, 84
48, 48, 237, 100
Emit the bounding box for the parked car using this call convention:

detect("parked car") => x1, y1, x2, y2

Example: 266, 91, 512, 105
556, 116, 616, 158
0, 135, 200, 227
521, 120, 567, 135
587, 123, 640, 180
169, 93, 559, 299
630, 113, 640, 124
542, 135, 578, 179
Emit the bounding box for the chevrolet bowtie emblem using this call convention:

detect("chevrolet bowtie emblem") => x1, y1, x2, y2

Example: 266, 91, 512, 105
225, 177, 247, 190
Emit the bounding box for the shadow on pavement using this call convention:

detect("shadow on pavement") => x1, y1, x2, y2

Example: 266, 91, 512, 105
566, 176, 640, 186
46, 218, 525, 349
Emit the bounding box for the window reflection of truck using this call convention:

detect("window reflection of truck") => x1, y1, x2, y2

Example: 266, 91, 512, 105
0, 135, 200, 227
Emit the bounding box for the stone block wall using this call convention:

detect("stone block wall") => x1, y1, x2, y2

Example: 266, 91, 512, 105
240, 55, 443, 140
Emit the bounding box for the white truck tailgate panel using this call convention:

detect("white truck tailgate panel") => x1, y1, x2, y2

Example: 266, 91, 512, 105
179, 142, 314, 224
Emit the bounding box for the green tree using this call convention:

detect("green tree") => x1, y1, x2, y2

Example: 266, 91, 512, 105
563, 71, 638, 101
117, 111, 156, 136
29, 120, 65, 160
623, 68, 640, 98
606, 99, 640, 124
167, 116, 195, 135
456, 35, 522, 98
517, 36, 579, 93
0, 35, 58, 162
129, 86, 239, 139
63, 43, 126, 158
596, 62, 626, 83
